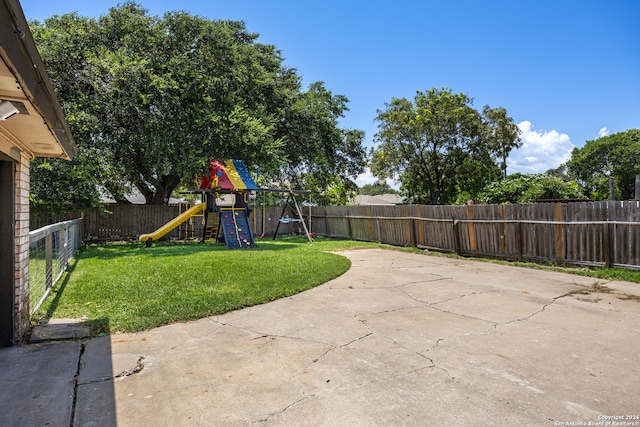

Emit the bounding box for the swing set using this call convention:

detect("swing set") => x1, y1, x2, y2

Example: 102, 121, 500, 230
139, 159, 313, 248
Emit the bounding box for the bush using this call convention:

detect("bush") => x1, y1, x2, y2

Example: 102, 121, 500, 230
478, 173, 586, 204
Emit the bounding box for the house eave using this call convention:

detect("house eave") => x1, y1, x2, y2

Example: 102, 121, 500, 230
0, 0, 76, 160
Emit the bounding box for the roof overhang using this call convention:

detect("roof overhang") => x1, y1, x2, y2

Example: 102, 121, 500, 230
0, 0, 76, 161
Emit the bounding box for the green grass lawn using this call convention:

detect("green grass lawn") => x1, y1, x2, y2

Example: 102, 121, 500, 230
38, 235, 640, 336
37, 236, 386, 335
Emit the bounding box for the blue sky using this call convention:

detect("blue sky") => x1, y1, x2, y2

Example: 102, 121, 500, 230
20, 0, 640, 186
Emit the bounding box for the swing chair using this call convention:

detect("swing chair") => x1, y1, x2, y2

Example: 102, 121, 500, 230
271, 190, 313, 244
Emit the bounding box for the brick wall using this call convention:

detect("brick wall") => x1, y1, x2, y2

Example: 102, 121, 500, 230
13, 152, 30, 341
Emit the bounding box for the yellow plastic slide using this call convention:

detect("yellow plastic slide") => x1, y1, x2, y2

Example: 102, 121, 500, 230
139, 203, 206, 243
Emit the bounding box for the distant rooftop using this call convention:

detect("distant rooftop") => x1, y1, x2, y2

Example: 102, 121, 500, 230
354, 194, 405, 205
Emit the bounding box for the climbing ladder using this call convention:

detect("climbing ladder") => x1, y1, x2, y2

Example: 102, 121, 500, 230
219, 208, 256, 249
203, 212, 220, 242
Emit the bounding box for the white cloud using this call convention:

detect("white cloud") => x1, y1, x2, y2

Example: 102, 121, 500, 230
507, 121, 575, 174
598, 127, 610, 138
355, 168, 400, 189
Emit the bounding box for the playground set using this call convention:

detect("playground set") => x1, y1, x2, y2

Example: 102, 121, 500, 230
138, 159, 312, 249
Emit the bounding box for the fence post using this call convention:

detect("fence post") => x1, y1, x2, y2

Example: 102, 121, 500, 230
366, 205, 373, 241
45, 233, 53, 291
467, 205, 476, 254
513, 204, 522, 261
417, 204, 423, 247
323, 206, 330, 238
499, 204, 506, 255
555, 203, 564, 264
411, 217, 417, 248
603, 221, 611, 268
60, 225, 68, 269
452, 219, 462, 256
404, 205, 414, 247
515, 221, 523, 262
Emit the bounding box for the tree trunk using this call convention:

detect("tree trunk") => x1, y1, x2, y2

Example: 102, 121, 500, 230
150, 174, 181, 205
609, 177, 615, 201
135, 182, 155, 205
134, 174, 181, 205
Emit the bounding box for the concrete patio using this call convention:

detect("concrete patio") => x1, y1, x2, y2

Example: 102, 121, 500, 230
1, 249, 639, 426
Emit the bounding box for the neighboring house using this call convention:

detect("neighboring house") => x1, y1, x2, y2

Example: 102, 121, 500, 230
354, 194, 405, 205
100, 186, 186, 205
0, 0, 76, 346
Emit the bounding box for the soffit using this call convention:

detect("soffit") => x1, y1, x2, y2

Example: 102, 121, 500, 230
0, 0, 76, 160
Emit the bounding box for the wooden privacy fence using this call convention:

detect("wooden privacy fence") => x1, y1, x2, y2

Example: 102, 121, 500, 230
31, 204, 307, 242
308, 201, 640, 270
31, 200, 640, 269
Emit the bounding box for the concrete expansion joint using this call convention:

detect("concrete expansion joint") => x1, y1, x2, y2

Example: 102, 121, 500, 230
70, 342, 85, 427
257, 395, 315, 424
291, 331, 376, 381
294, 347, 334, 379
431, 336, 448, 350
266, 338, 307, 395
361, 325, 456, 381
339, 332, 374, 349
397, 277, 453, 289
215, 320, 329, 347
429, 290, 499, 305
427, 362, 456, 380
432, 304, 498, 325
414, 344, 456, 379
492, 282, 625, 329
216, 320, 381, 380
497, 298, 560, 328
394, 281, 499, 308
344, 276, 451, 291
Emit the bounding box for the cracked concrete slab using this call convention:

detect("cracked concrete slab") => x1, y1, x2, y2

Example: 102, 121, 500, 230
358, 304, 495, 354
3, 248, 639, 426
431, 289, 555, 324
78, 336, 144, 384
430, 294, 640, 420
84, 249, 639, 426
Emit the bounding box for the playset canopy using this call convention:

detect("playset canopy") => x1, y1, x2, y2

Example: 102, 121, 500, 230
199, 159, 258, 191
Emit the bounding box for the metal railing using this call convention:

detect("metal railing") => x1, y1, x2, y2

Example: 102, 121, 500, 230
29, 218, 84, 313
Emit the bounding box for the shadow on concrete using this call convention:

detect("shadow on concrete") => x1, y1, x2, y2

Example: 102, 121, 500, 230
73, 320, 117, 426
0, 317, 116, 426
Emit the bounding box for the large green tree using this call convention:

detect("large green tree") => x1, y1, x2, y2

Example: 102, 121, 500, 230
274, 81, 366, 205
30, 2, 365, 206
566, 129, 640, 200
370, 87, 521, 205
482, 105, 522, 179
